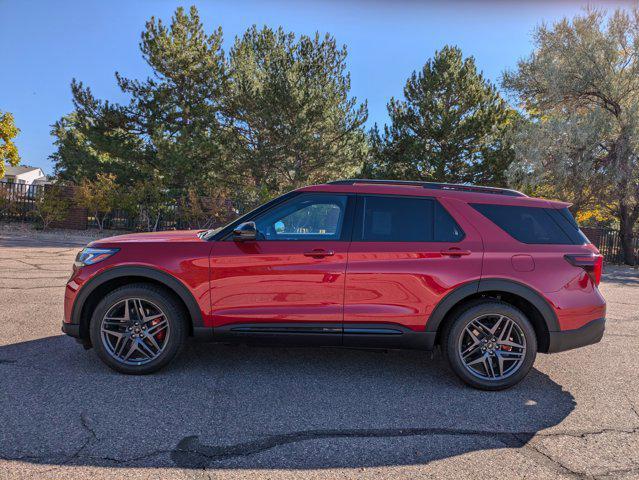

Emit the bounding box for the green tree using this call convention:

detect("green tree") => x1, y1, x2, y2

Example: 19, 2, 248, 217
125, 177, 172, 232
503, 8, 639, 265
30, 184, 71, 230
0, 111, 20, 179
50, 113, 131, 184
76, 173, 120, 231
179, 186, 235, 229
58, 6, 228, 193
364, 46, 518, 186
224, 26, 368, 201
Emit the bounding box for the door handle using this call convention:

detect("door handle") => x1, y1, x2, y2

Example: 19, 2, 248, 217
440, 248, 471, 257
304, 249, 335, 258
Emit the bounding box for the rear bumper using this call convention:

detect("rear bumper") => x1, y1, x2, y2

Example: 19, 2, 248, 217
546, 317, 605, 353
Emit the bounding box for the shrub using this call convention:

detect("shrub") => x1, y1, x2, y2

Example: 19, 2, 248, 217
75, 174, 119, 230
30, 184, 71, 230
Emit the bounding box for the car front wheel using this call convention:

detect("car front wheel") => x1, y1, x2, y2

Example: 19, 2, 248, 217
89, 283, 187, 374
443, 301, 537, 390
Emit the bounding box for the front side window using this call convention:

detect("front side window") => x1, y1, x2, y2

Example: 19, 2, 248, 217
253, 194, 348, 241
355, 195, 464, 242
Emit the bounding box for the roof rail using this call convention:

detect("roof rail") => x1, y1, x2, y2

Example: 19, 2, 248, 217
327, 179, 527, 197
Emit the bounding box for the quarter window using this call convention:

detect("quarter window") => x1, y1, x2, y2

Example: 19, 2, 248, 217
470, 203, 579, 245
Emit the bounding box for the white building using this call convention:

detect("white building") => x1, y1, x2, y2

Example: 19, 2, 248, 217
2, 165, 49, 185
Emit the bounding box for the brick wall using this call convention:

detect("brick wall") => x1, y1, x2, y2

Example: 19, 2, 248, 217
49, 185, 88, 230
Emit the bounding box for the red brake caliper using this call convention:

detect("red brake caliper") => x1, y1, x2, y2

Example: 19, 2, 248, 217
149, 317, 166, 343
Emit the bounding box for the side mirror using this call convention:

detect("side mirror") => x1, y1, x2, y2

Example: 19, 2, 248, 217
233, 221, 257, 241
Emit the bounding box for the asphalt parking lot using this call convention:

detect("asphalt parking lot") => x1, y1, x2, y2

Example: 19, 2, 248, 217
0, 232, 638, 479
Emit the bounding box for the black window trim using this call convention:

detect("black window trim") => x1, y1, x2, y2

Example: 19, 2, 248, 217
216, 192, 356, 242
352, 193, 466, 243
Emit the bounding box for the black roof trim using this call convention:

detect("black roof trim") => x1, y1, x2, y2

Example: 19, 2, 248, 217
327, 179, 526, 197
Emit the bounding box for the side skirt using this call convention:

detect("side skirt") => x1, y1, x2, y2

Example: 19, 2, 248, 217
193, 323, 436, 350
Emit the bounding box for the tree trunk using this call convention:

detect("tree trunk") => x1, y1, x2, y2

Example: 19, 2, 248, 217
618, 203, 637, 266
95, 212, 103, 231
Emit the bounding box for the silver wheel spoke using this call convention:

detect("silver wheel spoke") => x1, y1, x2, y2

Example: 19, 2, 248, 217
496, 352, 505, 377
143, 313, 164, 323
489, 315, 505, 335
133, 299, 146, 321
461, 327, 481, 359
498, 339, 525, 349
146, 319, 168, 336
498, 318, 514, 342
136, 339, 155, 358
113, 335, 128, 357
123, 299, 130, 321
145, 332, 161, 352
466, 353, 488, 367
485, 355, 497, 378
123, 341, 138, 361
469, 320, 491, 336
498, 350, 524, 360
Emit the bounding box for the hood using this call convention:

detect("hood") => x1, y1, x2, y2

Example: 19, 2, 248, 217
90, 230, 205, 246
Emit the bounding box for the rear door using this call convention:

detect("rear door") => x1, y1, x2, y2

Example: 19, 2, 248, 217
343, 194, 483, 344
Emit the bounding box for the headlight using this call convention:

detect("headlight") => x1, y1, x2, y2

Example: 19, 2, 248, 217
74, 247, 119, 267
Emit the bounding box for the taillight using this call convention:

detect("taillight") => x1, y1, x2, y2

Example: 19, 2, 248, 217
564, 254, 603, 286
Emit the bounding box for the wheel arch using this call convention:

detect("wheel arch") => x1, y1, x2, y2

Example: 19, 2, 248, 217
72, 266, 203, 342
427, 279, 558, 353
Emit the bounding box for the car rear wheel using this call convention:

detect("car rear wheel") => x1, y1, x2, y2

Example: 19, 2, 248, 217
89, 283, 187, 374
443, 301, 537, 390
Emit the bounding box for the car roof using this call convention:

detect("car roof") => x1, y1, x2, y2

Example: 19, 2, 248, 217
298, 180, 571, 208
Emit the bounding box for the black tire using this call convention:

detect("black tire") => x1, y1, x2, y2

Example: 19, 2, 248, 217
89, 283, 187, 374
442, 301, 537, 390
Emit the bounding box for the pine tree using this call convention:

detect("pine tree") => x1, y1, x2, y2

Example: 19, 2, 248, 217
224, 26, 368, 201
365, 46, 517, 186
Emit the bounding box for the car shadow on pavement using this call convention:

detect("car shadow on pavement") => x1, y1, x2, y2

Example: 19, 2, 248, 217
0, 335, 575, 471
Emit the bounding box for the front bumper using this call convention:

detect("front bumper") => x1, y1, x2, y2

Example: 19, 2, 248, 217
547, 317, 605, 353
61, 322, 80, 338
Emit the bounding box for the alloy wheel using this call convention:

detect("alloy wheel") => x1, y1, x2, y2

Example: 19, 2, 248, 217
457, 313, 527, 381
100, 298, 170, 366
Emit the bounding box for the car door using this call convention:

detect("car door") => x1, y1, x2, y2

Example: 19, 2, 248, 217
209, 193, 354, 344
343, 194, 483, 346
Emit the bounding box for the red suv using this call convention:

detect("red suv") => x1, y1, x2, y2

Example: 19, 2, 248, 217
62, 180, 605, 389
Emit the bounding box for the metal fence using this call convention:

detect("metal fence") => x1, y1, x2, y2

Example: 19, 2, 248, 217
581, 227, 638, 265
88, 206, 189, 231
0, 181, 232, 232
0, 182, 45, 222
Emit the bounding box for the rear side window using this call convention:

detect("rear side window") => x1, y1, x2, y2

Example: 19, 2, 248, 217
470, 203, 585, 245
356, 195, 464, 242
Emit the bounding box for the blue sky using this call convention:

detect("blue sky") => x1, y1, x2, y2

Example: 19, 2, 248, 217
0, 0, 632, 174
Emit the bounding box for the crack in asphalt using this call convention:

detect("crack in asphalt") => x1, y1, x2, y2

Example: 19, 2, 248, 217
169, 425, 639, 469
6, 259, 68, 272
2, 420, 639, 476
594, 464, 639, 479
513, 433, 586, 479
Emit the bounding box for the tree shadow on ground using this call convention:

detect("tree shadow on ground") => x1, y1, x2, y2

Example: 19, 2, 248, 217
602, 266, 639, 286
0, 335, 575, 470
